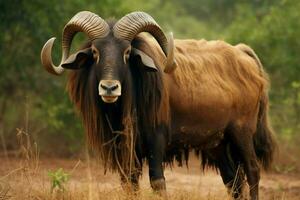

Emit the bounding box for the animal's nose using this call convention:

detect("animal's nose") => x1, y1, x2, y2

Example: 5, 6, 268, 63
99, 80, 121, 96
100, 82, 119, 92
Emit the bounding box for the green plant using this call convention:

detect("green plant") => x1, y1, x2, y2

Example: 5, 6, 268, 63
48, 168, 70, 192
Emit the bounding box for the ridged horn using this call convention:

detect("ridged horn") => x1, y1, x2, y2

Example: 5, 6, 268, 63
41, 11, 110, 75
113, 11, 176, 73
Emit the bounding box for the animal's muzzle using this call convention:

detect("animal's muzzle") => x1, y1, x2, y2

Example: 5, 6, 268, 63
98, 80, 121, 103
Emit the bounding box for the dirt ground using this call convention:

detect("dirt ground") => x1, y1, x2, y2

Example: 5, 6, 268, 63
0, 155, 300, 200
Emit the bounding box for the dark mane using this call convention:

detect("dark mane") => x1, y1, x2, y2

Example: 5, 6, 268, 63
66, 36, 170, 173
131, 37, 171, 141
67, 61, 135, 173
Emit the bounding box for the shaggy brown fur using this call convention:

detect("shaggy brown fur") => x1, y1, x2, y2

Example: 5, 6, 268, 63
141, 36, 276, 200
137, 35, 276, 171
66, 33, 276, 169
41, 10, 276, 199
65, 32, 276, 200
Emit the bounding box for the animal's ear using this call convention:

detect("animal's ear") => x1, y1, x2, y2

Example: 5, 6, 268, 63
131, 47, 158, 72
61, 48, 92, 69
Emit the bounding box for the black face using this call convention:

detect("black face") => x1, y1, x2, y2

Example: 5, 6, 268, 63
91, 36, 131, 103
62, 35, 132, 103
62, 34, 159, 104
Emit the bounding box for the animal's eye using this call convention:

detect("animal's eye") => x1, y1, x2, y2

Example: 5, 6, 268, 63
124, 47, 131, 56
123, 47, 131, 64
91, 47, 100, 63
92, 49, 98, 57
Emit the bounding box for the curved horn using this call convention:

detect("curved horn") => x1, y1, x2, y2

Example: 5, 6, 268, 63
41, 11, 110, 75
113, 11, 176, 73
165, 32, 176, 73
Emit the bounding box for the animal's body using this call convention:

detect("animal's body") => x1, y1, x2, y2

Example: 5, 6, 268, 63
41, 11, 276, 200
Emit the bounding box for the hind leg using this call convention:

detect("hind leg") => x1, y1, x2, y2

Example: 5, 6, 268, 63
209, 143, 245, 199
223, 165, 245, 200
221, 144, 246, 199
229, 125, 260, 200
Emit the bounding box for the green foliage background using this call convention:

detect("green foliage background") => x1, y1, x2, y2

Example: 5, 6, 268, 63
0, 0, 299, 155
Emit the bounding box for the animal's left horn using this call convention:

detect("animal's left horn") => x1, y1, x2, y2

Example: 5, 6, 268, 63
113, 11, 176, 73
41, 11, 110, 75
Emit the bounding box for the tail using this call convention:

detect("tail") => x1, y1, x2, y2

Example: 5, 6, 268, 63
237, 43, 277, 170
254, 92, 277, 170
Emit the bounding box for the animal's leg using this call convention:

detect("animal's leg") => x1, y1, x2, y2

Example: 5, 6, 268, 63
146, 125, 167, 198
205, 142, 245, 199
120, 169, 141, 193
119, 155, 142, 194
230, 125, 260, 200
217, 143, 246, 199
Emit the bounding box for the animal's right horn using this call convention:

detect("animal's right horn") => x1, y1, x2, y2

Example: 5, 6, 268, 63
164, 32, 176, 73
41, 11, 110, 75
113, 11, 176, 73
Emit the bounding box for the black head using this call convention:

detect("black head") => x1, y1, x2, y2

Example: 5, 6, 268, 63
41, 11, 176, 104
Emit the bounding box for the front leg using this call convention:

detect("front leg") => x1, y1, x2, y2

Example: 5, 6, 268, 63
120, 169, 141, 194
146, 125, 168, 197
119, 148, 143, 194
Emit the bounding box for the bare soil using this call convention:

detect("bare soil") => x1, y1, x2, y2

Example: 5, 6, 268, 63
0, 156, 300, 200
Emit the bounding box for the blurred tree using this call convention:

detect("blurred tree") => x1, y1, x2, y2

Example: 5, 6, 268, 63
225, 0, 300, 139
173, 0, 280, 26
0, 0, 87, 154
0, 0, 298, 155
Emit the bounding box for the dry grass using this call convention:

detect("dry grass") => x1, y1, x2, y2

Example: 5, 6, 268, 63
0, 124, 299, 200
1, 155, 300, 200
0, 158, 226, 200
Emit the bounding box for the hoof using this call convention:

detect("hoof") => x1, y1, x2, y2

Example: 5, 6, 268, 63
151, 178, 168, 199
